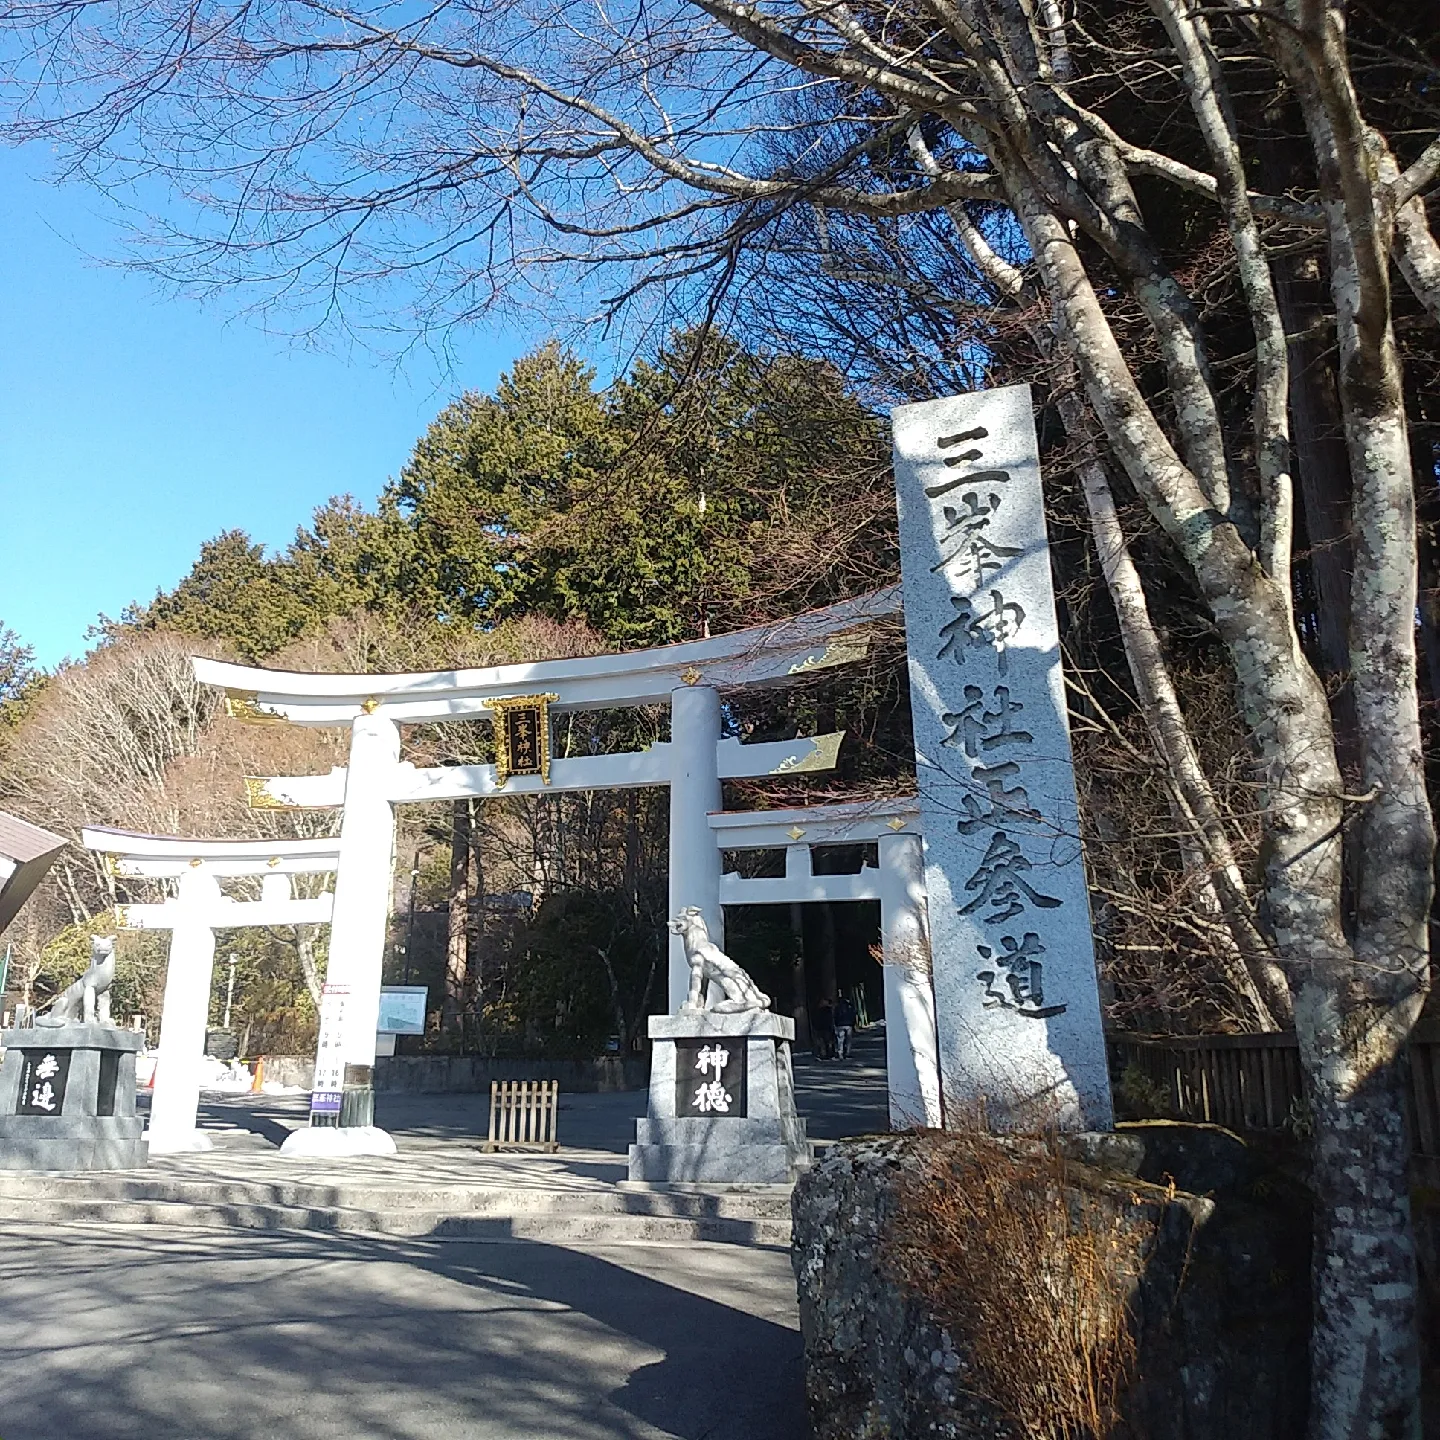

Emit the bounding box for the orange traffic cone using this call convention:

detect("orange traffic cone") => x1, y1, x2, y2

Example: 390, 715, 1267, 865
251, 1056, 265, 1093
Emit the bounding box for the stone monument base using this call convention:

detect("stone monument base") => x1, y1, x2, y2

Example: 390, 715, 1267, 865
0, 1115, 144, 1170
628, 1011, 811, 1184
0, 1025, 145, 1171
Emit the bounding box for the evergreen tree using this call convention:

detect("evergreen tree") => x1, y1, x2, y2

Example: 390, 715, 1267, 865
386, 343, 625, 625
125, 331, 895, 660
281, 495, 417, 625
135, 531, 313, 661
0, 622, 40, 733
388, 333, 892, 648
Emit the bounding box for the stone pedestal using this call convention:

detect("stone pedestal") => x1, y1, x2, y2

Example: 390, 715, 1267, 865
628, 1011, 811, 1184
0, 1025, 145, 1170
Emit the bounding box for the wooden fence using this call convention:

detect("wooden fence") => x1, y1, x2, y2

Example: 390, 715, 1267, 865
1108, 1021, 1440, 1186
481, 1078, 560, 1152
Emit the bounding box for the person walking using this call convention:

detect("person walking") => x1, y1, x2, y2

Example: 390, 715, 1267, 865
813, 998, 837, 1061
833, 995, 856, 1060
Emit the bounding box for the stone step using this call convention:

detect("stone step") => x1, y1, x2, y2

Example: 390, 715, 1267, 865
0, 1170, 794, 1221
0, 1193, 792, 1245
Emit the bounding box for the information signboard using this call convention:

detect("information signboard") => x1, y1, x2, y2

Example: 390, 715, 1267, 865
376, 986, 428, 1036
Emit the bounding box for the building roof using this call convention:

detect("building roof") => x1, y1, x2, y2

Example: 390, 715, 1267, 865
0, 810, 66, 865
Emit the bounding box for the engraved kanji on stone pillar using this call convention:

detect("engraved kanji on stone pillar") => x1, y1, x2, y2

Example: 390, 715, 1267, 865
893, 384, 1113, 1130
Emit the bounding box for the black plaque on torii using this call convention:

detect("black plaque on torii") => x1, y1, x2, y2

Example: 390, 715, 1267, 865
489, 693, 558, 787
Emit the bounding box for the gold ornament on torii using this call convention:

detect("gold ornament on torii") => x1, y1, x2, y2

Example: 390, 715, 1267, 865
224, 690, 285, 724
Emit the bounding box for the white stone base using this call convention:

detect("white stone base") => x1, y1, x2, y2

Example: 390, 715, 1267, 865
144, 1128, 215, 1154
279, 1125, 397, 1158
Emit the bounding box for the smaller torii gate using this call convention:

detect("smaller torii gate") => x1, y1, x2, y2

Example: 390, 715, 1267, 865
708, 799, 942, 1128
84, 827, 339, 1154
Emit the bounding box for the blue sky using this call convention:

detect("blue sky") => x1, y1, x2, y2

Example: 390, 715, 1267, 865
0, 148, 535, 670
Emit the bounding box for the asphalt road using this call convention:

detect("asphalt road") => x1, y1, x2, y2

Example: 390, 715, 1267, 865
0, 1029, 890, 1437
0, 1223, 807, 1440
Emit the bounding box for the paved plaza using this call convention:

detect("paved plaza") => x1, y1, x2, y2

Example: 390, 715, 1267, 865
194, 1026, 889, 1157
0, 1030, 889, 1439
0, 1224, 805, 1440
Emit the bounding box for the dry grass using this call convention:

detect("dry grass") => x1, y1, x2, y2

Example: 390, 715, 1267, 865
887, 1130, 1146, 1440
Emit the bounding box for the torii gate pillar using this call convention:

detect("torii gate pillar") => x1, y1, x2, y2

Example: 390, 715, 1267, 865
878, 831, 942, 1129
147, 869, 221, 1154
668, 685, 725, 1011
288, 711, 400, 1153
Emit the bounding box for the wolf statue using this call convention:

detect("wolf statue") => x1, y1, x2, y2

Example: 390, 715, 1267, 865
37, 935, 117, 1027
669, 907, 771, 1014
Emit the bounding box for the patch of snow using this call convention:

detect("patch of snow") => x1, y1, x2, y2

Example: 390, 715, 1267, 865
279, 1125, 398, 1158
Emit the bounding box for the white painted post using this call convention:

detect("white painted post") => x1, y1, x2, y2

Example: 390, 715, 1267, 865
146, 869, 221, 1154
668, 685, 725, 1011
879, 832, 943, 1129
306, 712, 400, 1130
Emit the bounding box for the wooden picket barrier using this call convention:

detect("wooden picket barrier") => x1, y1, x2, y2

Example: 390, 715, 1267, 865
1109, 1021, 1440, 1186
1109, 1030, 1305, 1133
482, 1079, 560, 1152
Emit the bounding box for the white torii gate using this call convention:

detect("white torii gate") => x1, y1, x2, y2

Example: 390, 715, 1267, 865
708, 798, 942, 1129
191, 588, 901, 1151
83, 827, 339, 1154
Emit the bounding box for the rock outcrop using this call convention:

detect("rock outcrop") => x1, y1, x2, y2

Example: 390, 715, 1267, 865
791, 1124, 1311, 1440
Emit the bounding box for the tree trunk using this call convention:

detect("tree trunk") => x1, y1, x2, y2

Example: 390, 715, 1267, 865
1299, 1024, 1423, 1440
1405, 380, 1440, 707
790, 901, 811, 1049
624, 790, 641, 913
1275, 253, 1354, 695
1050, 368, 1290, 1029
1006, 151, 1424, 1436
469, 823, 486, 1048
295, 925, 323, 1009
595, 944, 631, 1050
444, 798, 471, 1036
807, 902, 839, 1016
1280, 29, 1434, 1435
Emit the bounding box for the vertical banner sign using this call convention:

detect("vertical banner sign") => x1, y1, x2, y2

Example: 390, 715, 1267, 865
892, 384, 1113, 1129
310, 983, 350, 1118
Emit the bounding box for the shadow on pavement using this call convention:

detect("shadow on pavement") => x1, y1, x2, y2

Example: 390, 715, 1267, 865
0, 1222, 806, 1440
792, 1025, 890, 1143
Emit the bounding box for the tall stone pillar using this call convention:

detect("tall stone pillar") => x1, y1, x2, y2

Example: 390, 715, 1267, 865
147, 869, 220, 1154
287, 711, 399, 1155
667, 685, 724, 1012
878, 831, 943, 1129
893, 384, 1113, 1129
